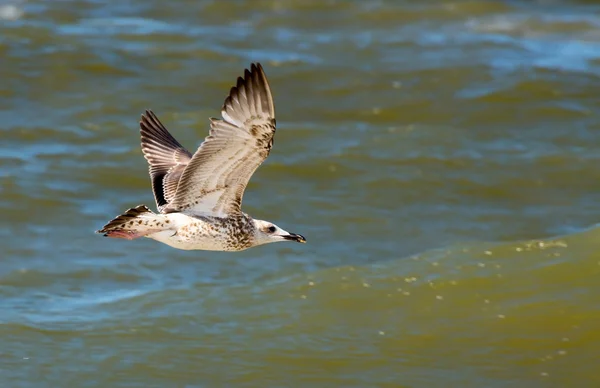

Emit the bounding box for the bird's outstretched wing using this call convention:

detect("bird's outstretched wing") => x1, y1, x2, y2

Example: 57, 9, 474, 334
139, 110, 193, 213
168, 63, 276, 217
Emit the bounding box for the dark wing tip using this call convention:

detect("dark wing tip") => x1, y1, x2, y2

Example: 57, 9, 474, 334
234, 62, 268, 93
139, 110, 150, 128
220, 62, 274, 124
246, 62, 266, 85
139, 110, 170, 139
250, 62, 263, 73
140, 109, 157, 125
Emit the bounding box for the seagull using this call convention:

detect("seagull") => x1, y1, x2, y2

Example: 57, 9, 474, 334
97, 63, 306, 251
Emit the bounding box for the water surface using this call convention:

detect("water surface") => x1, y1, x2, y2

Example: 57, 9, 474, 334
1, 0, 600, 386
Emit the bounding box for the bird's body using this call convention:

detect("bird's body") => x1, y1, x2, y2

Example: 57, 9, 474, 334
97, 63, 306, 251
101, 206, 257, 251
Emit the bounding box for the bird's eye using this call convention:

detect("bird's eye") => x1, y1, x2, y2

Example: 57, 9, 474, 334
267, 226, 276, 233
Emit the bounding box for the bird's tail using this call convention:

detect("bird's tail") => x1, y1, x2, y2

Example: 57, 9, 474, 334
97, 205, 164, 240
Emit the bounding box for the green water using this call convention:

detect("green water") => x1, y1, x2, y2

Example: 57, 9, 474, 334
1, 0, 600, 386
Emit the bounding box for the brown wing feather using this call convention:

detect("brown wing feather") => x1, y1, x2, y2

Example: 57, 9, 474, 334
167, 63, 276, 216
139, 110, 192, 213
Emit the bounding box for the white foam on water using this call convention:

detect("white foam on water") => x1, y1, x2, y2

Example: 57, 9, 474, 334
0, 4, 23, 21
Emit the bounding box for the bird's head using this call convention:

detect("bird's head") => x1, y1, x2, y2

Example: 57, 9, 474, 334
251, 219, 306, 246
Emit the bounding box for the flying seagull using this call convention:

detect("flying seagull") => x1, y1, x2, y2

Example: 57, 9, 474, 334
97, 63, 306, 251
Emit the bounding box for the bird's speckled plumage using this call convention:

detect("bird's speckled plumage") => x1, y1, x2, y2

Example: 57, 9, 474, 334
97, 63, 306, 251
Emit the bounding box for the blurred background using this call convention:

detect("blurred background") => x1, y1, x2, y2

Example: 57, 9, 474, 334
1, 0, 600, 386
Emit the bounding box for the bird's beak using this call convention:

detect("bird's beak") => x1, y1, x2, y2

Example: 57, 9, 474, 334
283, 233, 306, 243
